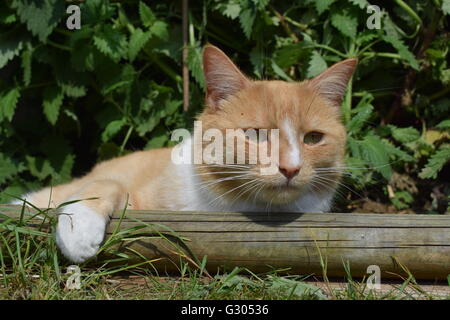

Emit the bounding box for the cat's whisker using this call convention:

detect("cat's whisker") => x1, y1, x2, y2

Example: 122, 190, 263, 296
252, 180, 267, 205
309, 178, 348, 200
207, 178, 262, 208
266, 191, 278, 213
194, 164, 251, 169
192, 171, 249, 177
307, 180, 322, 195
215, 180, 258, 206
314, 170, 354, 177
227, 179, 265, 208
315, 162, 397, 171
193, 174, 254, 192
195, 173, 252, 182
313, 175, 363, 199
194, 178, 253, 192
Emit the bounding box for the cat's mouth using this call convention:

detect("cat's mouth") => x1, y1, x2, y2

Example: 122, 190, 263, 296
265, 182, 302, 193
279, 184, 299, 191
257, 182, 305, 205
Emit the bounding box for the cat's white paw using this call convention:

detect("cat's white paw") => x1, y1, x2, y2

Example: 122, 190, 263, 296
56, 202, 108, 263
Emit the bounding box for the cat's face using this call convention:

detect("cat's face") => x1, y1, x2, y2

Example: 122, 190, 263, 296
195, 45, 357, 206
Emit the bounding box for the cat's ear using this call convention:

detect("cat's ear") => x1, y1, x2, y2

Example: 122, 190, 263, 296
309, 58, 358, 107
203, 45, 250, 109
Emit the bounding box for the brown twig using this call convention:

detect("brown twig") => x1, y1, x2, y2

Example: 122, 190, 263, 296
182, 0, 189, 112
271, 8, 300, 43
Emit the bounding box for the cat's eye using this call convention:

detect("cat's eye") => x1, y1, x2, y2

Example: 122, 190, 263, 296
304, 131, 324, 145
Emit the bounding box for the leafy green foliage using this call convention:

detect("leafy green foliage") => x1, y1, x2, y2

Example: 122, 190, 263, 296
139, 1, 156, 27
419, 145, 450, 179
331, 10, 358, 38
307, 51, 327, 78
93, 25, 128, 61
128, 28, 151, 62
0, 31, 24, 69
12, 0, 65, 42
442, 0, 450, 15
390, 126, 421, 144
0, 0, 448, 213
43, 86, 64, 125
0, 88, 20, 122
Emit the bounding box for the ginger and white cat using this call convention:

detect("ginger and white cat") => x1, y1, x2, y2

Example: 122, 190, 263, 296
13, 45, 357, 263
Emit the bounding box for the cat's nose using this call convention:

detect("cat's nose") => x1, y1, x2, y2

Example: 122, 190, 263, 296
279, 166, 300, 180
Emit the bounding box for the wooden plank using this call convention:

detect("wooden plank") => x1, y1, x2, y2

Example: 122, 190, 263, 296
1, 205, 449, 280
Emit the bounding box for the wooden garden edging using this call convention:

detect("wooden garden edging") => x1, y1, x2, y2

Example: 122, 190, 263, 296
1, 205, 449, 280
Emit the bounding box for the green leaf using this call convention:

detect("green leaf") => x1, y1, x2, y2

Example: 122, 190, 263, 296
380, 139, 414, 162
239, 6, 256, 39
70, 45, 95, 72
187, 46, 205, 88
165, 99, 182, 116
39, 135, 75, 183
442, 0, 450, 15
347, 103, 374, 133
53, 154, 75, 184
254, 0, 270, 11
82, 0, 114, 24
271, 60, 293, 82
43, 86, 64, 125
21, 46, 32, 86
391, 191, 414, 210
419, 145, 450, 179
137, 2, 168, 40
129, 28, 152, 61
60, 83, 87, 98
102, 119, 126, 142
390, 126, 421, 143
307, 51, 327, 78
436, 120, 450, 130
145, 127, 168, 149
222, 3, 241, 19
0, 33, 24, 69
0, 10, 17, 24
139, 1, 156, 27
26, 156, 54, 181
315, 0, 336, 14
347, 136, 362, 160
331, 10, 358, 38
383, 35, 419, 70
93, 25, 128, 61
356, 30, 378, 46
0, 88, 21, 122
274, 42, 313, 69
349, 0, 368, 9
100, 64, 135, 95
0, 153, 18, 184
150, 21, 169, 40
136, 117, 159, 137
383, 14, 402, 39
12, 0, 65, 42
0, 184, 25, 204
361, 135, 392, 180
249, 46, 265, 78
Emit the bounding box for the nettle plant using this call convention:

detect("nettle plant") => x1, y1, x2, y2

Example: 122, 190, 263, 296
0, 0, 449, 212
0, 0, 193, 202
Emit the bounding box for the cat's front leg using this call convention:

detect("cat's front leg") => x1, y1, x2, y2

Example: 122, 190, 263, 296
56, 180, 126, 263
